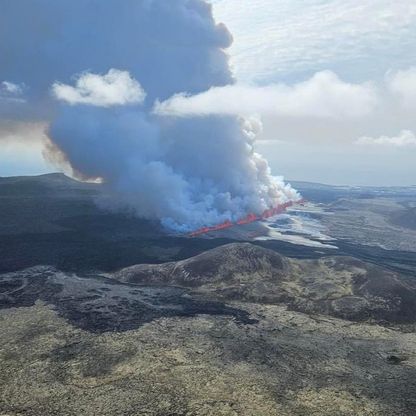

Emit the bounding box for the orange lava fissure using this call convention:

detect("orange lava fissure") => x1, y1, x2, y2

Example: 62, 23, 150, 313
188, 198, 306, 237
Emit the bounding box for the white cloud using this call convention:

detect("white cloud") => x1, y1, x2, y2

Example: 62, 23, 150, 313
52, 69, 146, 107
1, 81, 24, 95
356, 130, 416, 148
387, 67, 416, 110
211, 0, 416, 83
155, 71, 377, 119
0, 81, 25, 103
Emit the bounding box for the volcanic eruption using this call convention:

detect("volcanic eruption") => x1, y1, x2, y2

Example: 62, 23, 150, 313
0, 0, 299, 232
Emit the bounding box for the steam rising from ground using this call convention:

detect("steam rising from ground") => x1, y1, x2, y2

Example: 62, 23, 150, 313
50, 86, 299, 231
0, 0, 298, 231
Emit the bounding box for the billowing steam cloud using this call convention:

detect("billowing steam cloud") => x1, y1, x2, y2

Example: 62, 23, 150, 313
0, 0, 299, 231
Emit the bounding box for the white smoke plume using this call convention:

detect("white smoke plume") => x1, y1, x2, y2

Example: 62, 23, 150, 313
0, 0, 299, 232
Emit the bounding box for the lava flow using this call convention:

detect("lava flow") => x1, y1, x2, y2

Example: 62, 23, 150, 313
188, 198, 306, 237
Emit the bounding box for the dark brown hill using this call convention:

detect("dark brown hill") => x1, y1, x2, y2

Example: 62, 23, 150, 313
115, 243, 416, 326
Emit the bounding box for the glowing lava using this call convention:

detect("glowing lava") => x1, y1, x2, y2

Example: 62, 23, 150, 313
188, 199, 306, 237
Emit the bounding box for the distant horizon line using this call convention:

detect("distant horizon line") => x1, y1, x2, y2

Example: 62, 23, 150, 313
0, 171, 415, 189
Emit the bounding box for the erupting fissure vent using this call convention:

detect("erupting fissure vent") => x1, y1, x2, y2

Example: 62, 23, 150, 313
188, 198, 306, 237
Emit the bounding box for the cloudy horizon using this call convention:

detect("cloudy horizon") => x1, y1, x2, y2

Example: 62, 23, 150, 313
1, 0, 415, 186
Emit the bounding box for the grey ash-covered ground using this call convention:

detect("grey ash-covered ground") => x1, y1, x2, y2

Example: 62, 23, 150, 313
1, 174, 416, 415
0, 266, 255, 333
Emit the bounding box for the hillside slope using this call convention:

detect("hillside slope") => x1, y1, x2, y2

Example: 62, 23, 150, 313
115, 243, 416, 326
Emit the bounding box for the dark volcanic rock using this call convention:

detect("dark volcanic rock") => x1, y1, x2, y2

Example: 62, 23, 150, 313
1, 242, 416, 330
115, 243, 416, 326
0, 267, 62, 308
115, 242, 288, 287
0, 266, 256, 333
